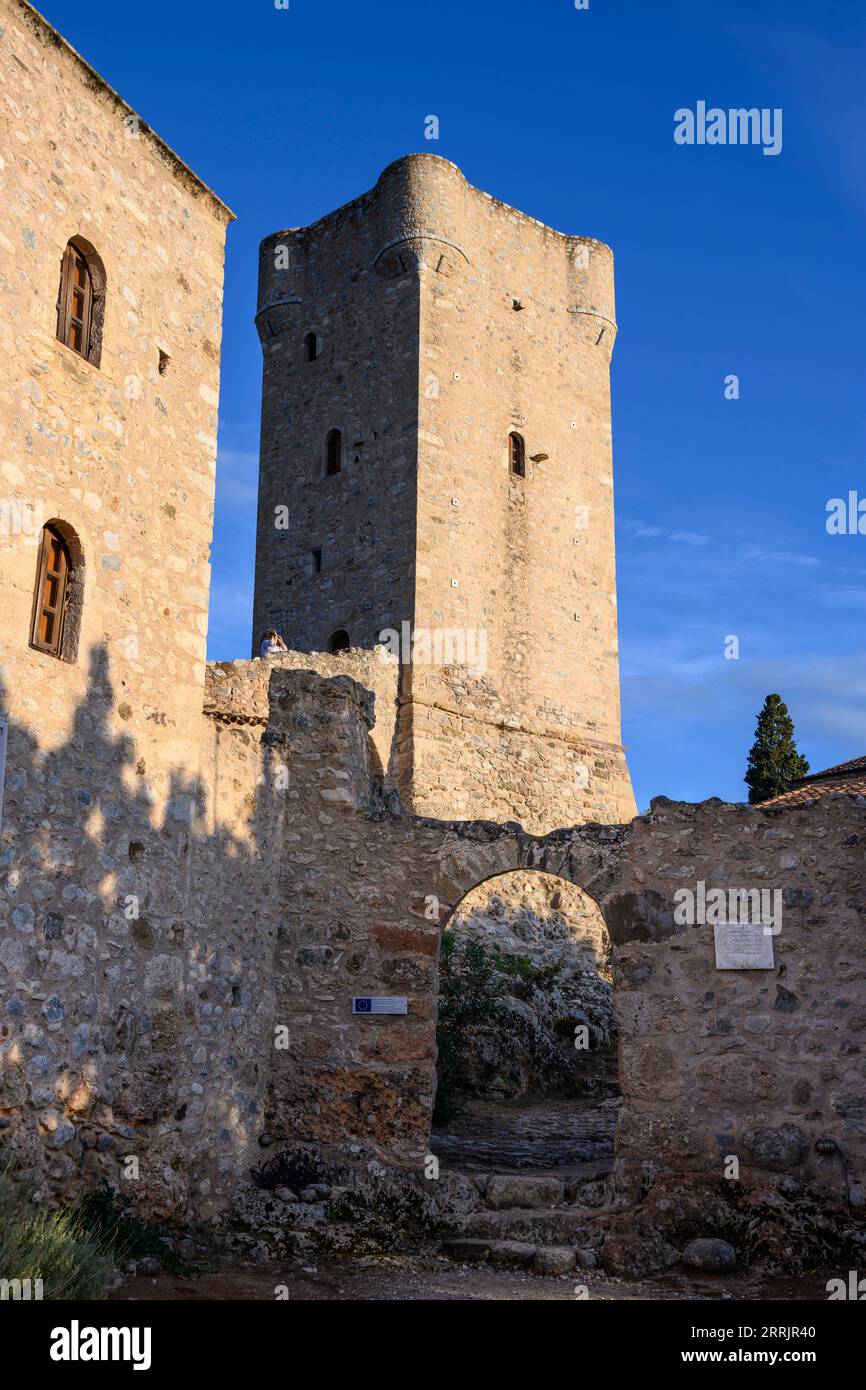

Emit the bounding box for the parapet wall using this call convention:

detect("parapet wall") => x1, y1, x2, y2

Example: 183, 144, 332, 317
205, 649, 399, 786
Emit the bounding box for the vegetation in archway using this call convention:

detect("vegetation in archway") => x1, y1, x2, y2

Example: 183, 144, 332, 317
433, 873, 618, 1126
434, 935, 578, 1123
434, 936, 506, 1124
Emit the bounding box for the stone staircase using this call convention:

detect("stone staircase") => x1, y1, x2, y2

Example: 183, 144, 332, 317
432, 1093, 618, 1275
440, 1166, 611, 1276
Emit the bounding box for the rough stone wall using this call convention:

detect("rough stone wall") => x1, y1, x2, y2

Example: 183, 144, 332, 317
0, 673, 283, 1222
253, 154, 636, 834
253, 670, 866, 1203
0, 0, 240, 1220
205, 647, 399, 789
1, 654, 864, 1220
252, 159, 421, 656
396, 684, 636, 833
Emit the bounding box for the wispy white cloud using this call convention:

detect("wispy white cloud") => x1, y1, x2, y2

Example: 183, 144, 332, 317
724, 16, 866, 217
620, 518, 711, 547
671, 531, 710, 547
818, 585, 866, 610
741, 545, 819, 568
215, 447, 259, 508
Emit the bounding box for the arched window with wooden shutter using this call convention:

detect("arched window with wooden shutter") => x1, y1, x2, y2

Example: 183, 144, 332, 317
29, 521, 84, 663
31, 525, 72, 657
508, 432, 526, 478
56, 238, 106, 367
57, 243, 93, 358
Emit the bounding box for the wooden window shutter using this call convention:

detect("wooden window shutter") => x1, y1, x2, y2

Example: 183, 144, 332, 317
31, 526, 71, 657
57, 243, 93, 360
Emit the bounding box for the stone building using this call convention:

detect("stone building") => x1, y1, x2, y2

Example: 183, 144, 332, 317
0, 0, 241, 1214
253, 155, 636, 832
1, 0, 864, 1278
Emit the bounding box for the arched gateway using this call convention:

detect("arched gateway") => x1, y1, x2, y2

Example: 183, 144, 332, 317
431, 870, 620, 1182
258, 667, 866, 1214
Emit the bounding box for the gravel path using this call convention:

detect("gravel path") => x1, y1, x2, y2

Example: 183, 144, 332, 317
109, 1251, 831, 1302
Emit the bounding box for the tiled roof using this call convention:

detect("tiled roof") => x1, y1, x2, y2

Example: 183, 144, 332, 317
760, 755, 866, 808
798, 755, 866, 781
761, 776, 866, 808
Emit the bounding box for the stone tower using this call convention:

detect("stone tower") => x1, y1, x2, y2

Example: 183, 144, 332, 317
253, 154, 636, 832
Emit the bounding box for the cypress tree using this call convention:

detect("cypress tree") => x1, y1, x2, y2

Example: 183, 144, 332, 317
745, 694, 809, 803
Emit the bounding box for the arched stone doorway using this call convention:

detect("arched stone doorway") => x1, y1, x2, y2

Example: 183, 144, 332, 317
431, 869, 620, 1181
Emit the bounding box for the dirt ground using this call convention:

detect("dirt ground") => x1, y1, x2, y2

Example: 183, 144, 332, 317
109, 1251, 834, 1302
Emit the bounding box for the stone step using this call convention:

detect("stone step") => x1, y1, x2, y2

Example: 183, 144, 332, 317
441, 1237, 598, 1276
457, 1205, 595, 1245
483, 1174, 565, 1210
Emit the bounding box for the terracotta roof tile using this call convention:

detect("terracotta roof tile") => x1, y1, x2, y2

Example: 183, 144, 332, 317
761, 775, 866, 808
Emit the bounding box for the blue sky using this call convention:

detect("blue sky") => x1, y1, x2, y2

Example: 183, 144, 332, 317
40, 0, 866, 810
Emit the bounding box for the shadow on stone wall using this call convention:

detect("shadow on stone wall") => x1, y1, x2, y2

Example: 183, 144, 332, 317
0, 644, 284, 1221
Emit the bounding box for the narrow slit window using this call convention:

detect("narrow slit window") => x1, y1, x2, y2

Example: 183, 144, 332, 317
311, 547, 322, 573
325, 429, 342, 476
304, 332, 318, 362
509, 432, 526, 478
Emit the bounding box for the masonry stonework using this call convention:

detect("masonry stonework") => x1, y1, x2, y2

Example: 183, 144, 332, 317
0, 0, 237, 1218
253, 155, 636, 833
0, 2, 863, 1277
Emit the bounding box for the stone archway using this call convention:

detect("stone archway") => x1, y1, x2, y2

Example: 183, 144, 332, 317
257, 666, 866, 1226
430, 868, 620, 1181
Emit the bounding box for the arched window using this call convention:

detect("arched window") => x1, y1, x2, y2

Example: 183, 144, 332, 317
325, 429, 342, 477
304, 332, 319, 362
508, 432, 526, 478
56, 238, 106, 367
30, 522, 83, 661
328, 629, 350, 654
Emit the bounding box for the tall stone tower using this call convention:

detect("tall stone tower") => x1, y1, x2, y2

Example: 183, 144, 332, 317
253, 154, 636, 832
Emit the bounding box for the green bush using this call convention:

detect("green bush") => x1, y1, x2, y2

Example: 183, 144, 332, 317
0, 1163, 117, 1300
434, 936, 567, 1122
78, 1181, 188, 1276
490, 948, 561, 998
434, 935, 506, 1124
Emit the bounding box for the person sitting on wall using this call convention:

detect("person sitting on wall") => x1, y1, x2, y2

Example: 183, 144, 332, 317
260, 629, 288, 658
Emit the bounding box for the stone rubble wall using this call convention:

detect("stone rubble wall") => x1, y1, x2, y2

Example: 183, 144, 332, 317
0, 0, 240, 1222
205, 649, 399, 788
1, 660, 864, 1227
398, 685, 636, 832
257, 669, 866, 1205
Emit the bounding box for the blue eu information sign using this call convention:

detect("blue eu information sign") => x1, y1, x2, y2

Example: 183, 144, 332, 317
352, 996, 408, 1016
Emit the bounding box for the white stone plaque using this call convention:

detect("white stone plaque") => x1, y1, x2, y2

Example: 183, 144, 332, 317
352, 996, 408, 1015
714, 922, 775, 971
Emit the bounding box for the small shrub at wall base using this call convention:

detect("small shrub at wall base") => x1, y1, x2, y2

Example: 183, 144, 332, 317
77, 1180, 190, 1276
251, 1147, 326, 1192
0, 1162, 118, 1299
